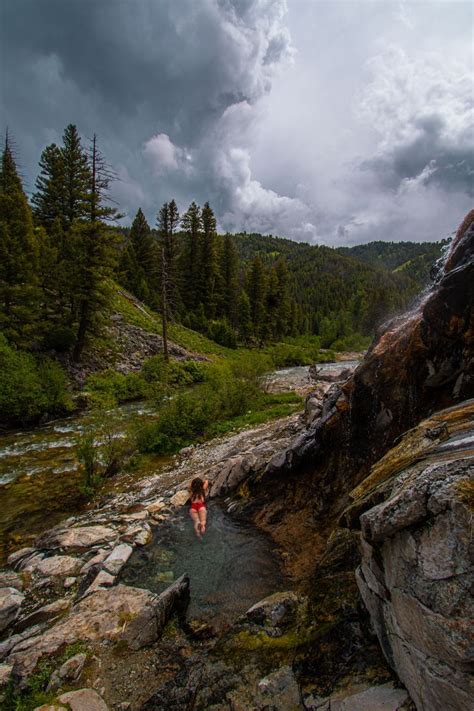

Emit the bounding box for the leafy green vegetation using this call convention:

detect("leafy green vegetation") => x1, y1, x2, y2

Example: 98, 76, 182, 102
2, 642, 89, 711
0, 126, 444, 428
0, 333, 72, 426
134, 355, 278, 454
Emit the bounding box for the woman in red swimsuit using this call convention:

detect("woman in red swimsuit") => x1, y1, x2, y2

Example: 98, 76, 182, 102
189, 477, 209, 539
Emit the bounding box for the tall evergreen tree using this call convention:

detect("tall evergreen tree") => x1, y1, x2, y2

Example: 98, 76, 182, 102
31, 144, 66, 228
157, 200, 181, 316
180, 201, 202, 309
0, 135, 40, 348
72, 135, 119, 361
62, 124, 91, 227
220, 233, 239, 326
275, 258, 291, 337
200, 201, 218, 318
247, 255, 267, 343
237, 290, 252, 345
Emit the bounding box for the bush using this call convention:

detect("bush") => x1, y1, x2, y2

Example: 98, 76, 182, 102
142, 356, 207, 387
207, 319, 238, 348
85, 370, 148, 407
330, 333, 371, 352
0, 334, 72, 425
135, 358, 268, 454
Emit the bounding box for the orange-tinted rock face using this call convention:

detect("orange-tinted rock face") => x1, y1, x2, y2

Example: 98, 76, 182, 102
334, 216, 473, 486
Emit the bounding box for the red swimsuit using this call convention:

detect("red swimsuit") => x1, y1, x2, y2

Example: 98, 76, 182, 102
190, 499, 206, 512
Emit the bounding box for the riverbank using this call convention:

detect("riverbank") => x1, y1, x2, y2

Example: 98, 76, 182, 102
0, 361, 358, 710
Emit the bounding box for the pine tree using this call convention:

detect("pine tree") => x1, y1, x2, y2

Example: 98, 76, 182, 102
31, 144, 66, 228
62, 124, 91, 227
247, 255, 267, 344
72, 135, 119, 361
200, 201, 218, 318
180, 201, 202, 309
275, 258, 291, 338
0, 134, 41, 348
237, 290, 252, 344
157, 200, 181, 316
220, 233, 240, 326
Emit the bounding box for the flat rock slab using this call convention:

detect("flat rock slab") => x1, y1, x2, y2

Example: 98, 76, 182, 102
103, 544, 133, 576
0, 587, 24, 633
33, 555, 83, 577
0, 571, 23, 591
7, 547, 35, 567
9, 578, 189, 679
14, 598, 70, 633
318, 683, 411, 710
37, 526, 117, 550
169, 490, 189, 507
258, 666, 303, 710
58, 688, 108, 710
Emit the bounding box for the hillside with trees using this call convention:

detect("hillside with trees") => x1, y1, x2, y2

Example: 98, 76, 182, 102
0, 126, 445, 424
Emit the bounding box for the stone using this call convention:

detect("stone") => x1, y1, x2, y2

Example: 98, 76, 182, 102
169, 489, 189, 507
31, 555, 83, 577
33, 705, 67, 711
64, 577, 77, 589
14, 598, 70, 633
121, 573, 189, 650
58, 688, 108, 710
0, 662, 13, 686
19, 553, 45, 572
209, 454, 256, 497
0, 571, 23, 590
103, 544, 133, 576
121, 523, 152, 546
0, 624, 45, 661
37, 525, 117, 550
8, 578, 189, 680
311, 683, 411, 710
7, 547, 35, 568
146, 499, 166, 514
0, 586, 24, 633
353, 450, 474, 711
83, 571, 115, 596
257, 666, 303, 710
79, 550, 108, 575
244, 591, 302, 633
48, 652, 87, 690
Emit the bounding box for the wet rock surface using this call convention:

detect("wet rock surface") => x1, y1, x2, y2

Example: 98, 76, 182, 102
347, 408, 474, 711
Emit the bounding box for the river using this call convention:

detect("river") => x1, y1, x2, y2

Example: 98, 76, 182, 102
0, 362, 357, 563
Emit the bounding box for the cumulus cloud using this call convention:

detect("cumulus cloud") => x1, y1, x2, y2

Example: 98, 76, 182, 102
143, 134, 188, 174
1, 0, 472, 244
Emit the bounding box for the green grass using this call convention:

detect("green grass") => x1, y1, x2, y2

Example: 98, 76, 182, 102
110, 283, 232, 358
208, 392, 303, 437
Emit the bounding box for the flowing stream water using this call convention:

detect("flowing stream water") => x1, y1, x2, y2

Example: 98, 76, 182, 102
0, 402, 164, 561
0, 362, 357, 563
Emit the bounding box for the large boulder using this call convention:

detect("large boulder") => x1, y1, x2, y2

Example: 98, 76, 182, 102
346, 404, 474, 711
8, 576, 189, 680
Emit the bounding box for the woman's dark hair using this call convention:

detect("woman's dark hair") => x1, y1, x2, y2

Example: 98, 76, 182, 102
190, 477, 205, 500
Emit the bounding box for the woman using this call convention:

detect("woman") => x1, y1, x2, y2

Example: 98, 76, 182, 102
189, 477, 209, 539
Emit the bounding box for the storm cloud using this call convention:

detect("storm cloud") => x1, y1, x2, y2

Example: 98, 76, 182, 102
0, 0, 472, 243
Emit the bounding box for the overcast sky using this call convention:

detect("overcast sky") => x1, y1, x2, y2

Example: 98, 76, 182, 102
1, 0, 472, 245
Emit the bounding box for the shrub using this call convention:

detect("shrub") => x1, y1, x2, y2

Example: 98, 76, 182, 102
0, 334, 71, 425
207, 319, 238, 348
